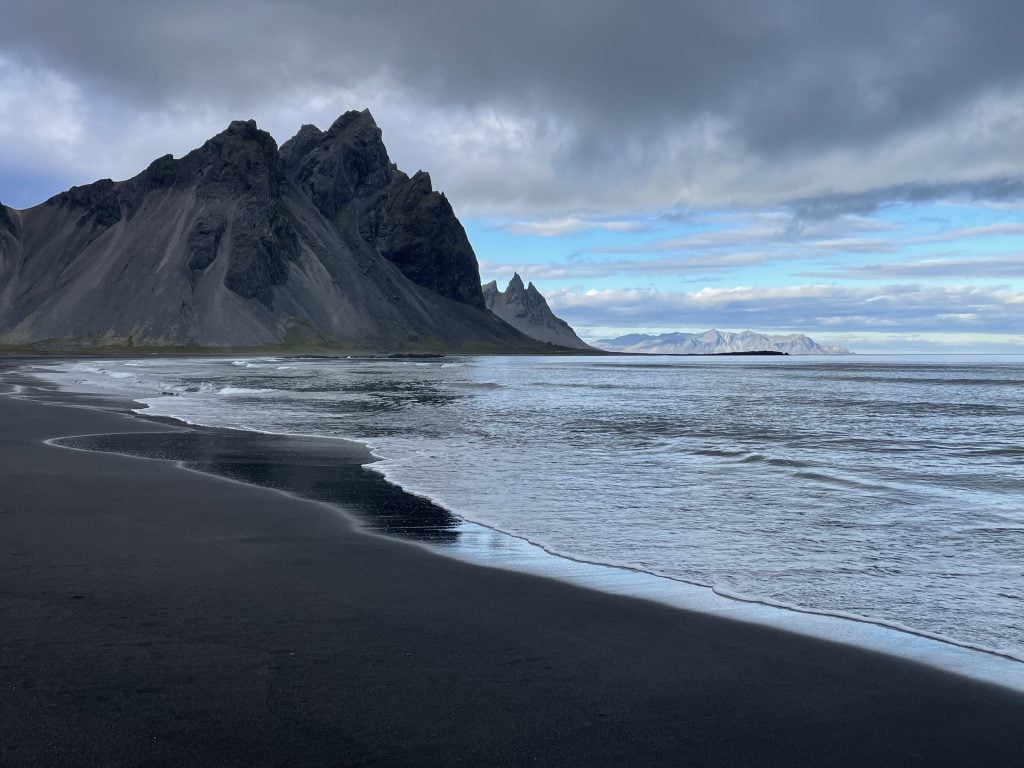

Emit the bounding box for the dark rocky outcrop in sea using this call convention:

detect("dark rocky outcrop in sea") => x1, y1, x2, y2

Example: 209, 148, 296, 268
0, 110, 546, 352
482, 274, 593, 350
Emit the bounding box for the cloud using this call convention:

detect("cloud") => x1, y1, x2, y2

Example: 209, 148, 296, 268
503, 216, 650, 237
574, 211, 888, 256
576, 216, 1024, 262
3, 1, 1024, 212
0, 55, 87, 203
807, 253, 1024, 279
478, 212, 1024, 289
479, 250, 800, 281
546, 283, 1024, 335
788, 178, 1024, 220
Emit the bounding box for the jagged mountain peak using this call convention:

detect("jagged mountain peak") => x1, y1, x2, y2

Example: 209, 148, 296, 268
0, 110, 541, 352
279, 124, 325, 165
280, 113, 483, 312
284, 110, 395, 220
403, 170, 434, 195
0, 203, 19, 245
196, 119, 280, 161
186, 119, 283, 198
483, 275, 592, 350
500, 275, 554, 314
0, 204, 14, 234
225, 118, 260, 135
327, 108, 379, 135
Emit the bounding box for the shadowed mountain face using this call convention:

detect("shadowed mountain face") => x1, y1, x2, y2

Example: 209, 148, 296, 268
482, 274, 592, 350
0, 111, 541, 352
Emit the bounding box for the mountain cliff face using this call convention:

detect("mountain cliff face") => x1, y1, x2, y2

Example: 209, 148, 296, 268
595, 330, 851, 355
482, 274, 592, 350
0, 110, 541, 351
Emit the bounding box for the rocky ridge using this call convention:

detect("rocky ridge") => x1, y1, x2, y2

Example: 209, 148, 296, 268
0, 110, 546, 352
482, 274, 592, 350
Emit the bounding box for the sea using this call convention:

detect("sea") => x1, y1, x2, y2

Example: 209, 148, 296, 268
30, 354, 1024, 685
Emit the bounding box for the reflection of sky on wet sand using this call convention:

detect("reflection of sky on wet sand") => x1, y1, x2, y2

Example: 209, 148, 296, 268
57, 430, 463, 545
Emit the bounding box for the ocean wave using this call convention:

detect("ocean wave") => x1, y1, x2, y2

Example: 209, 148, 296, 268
361, 453, 1024, 688
23, 353, 1024, 678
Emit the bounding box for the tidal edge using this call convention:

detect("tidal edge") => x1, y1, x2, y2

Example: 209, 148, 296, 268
2, 360, 1023, 767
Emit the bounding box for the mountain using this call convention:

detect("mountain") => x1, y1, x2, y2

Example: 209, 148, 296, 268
594, 330, 851, 355
482, 274, 593, 350
0, 110, 553, 353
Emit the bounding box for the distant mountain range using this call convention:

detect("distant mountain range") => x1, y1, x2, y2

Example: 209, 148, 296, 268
594, 330, 851, 355
483, 274, 593, 350
0, 110, 557, 353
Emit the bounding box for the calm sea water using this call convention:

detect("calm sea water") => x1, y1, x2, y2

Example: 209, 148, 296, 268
35, 355, 1024, 661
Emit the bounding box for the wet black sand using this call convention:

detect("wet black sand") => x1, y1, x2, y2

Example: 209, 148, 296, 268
2, 370, 1023, 766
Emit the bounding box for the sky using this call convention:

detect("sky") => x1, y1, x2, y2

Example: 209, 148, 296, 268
2, 1, 1023, 352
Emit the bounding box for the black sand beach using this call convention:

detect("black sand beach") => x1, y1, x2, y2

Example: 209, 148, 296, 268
2, 371, 1023, 767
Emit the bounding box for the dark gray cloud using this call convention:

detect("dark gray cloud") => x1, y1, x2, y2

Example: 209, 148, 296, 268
3, 0, 1024, 211
789, 178, 1024, 220
8, 0, 1013, 148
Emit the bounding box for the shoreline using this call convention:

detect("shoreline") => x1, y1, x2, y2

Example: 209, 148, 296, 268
3, 365, 1024, 763
21, 360, 1024, 690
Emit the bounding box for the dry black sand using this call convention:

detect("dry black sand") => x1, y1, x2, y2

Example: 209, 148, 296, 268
2, 373, 1023, 766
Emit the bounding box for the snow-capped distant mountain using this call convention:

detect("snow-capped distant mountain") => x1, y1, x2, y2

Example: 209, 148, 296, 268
594, 330, 851, 355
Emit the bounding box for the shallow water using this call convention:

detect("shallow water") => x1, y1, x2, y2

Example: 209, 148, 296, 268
34, 354, 1024, 663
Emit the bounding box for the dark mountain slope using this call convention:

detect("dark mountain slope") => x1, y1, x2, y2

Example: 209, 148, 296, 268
0, 111, 543, 352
